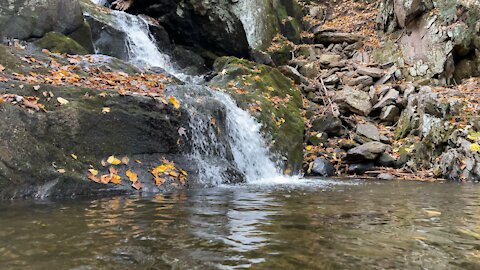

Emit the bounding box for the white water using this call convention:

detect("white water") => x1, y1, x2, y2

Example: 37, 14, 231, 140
91, 0, 290, 184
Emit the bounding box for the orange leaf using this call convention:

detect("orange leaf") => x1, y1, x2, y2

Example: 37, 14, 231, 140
132, 181, 142, 190
110, 174, 122, 184
126, 170, 138, 182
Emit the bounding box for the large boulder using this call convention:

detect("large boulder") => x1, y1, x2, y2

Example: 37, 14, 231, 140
334, 87, 372, 116
0, 0, 85, 40
208, 57, 305, 173
34, 32, 88, 55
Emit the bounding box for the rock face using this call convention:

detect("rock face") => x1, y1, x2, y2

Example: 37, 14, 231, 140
376, 0, 480, 82
208, 57, 305, 173
0, 0, 85, 40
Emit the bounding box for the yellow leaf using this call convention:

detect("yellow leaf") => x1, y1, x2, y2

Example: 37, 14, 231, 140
180, 169, 188, 176
88, 169, 98, 176
306, 145, 313, 151
0, 97, 4, 104
154, 176, 165, 186
470, 143, 480, 152
168, 96, 181, 109
152, 165, 168, 175
110, 174, 122, 184
169, 171, 179, 177
126, 170, 138, 183
71, 154, 78, 160
57, 97, 69, 105
102, 107, 111, 114
468, 132, 480, 142
135, 159, 142, 164
107, 155, 121, 165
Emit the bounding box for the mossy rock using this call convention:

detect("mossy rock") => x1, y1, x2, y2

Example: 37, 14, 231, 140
67, 22, 95, 54
208, 56, 304, 173
34, 32, 88, 55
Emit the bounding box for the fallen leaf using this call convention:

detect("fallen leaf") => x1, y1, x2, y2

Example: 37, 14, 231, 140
33, 85, 41, 91
135, 159, 142, 164
101, 159, 107, 167
57, 169, 66, 174
306, 145, 313, 151
168, 96, 181, 109
0, 64, 5, 72
470, 143, 480, 152
109, 166, 118, 175
71, 154, 78, 160
121, 156, 130, 165
102, 107, 111, 114
126, 170, 138, 182
107, 155, 121, 165
0, 97, 4, 104
88, 169, 99, 176
110, 174, 122, 184
132, 181, 142, 190
424, 210, 441, 217
57, 97, 69, 105
178, 127, 187, 137
154, 176, 165, 186
88, 173, 100, 183
100, 174, 111, 184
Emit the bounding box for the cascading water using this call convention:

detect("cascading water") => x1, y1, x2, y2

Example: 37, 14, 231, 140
90, 1, 288, 184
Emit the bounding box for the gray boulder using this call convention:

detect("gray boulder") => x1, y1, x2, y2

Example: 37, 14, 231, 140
0, 0, 84, 40
309, 158, 335, 177
356, 123, 380, 141
346, 142, 388, 161
334, 87, 372, 116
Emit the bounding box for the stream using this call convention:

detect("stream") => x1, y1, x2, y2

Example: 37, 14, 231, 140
1, 180, 480, 269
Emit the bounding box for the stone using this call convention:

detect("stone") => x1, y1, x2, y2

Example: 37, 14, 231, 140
315, 32, 363, 44
355, 65, 386, 78
323, 74, 340, 85
377, 173, 395, 180
309, 158, 335, 177
311, 114, 343, 136
347, 75, 374, 87
278, 65, 304, 84
34, 32, 88, 55
380, 105, 401, 124
393, 0, 426, 28
356, 123, 380, 141
346, 142, 388, 161
348, 162, 375, 174
372, 89, 400, 110
319, 54, 343, 66
339, 139, 358, 150
0, 0, 84, 40
334, 87, 372, 116
300, 62, 319, 79
378, 153, 396, 167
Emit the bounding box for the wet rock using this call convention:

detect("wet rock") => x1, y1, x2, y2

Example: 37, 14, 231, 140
378, 153, 396, 167
334, 87, 372, 116
356, 123, 380, 141
0, 0, 84, 40
355, 65, 385, 78
380, 105, 400, 124
209, 57, 304, 172
311, 114, 343, 137
34, 32, 88, 55
309, 158, 335, 177
346, 142, 388, 161
348, 162, 375, 174
315, 31, 363, 44
377, 173, 395, 180
347, 75, 373, 87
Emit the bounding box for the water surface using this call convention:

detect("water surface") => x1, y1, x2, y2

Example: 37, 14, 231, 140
1, 179, 480, 269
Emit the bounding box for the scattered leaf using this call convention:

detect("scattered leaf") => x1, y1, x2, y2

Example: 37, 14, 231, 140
107, 155, 122, 165
71, 154, 78, 160
57, 97, 69, 105
168, 96, 181, 109
126, 170, 138, 182
33, 85, 41, 91
57, 169, 66, 174
110, 174, 122, 184
132, 181, 142, 190
88, 169, 99, 176
135, 159, 142, 164
101, 159, 107, 167
121, 156, 130, 165
470, 143, 480, 152
102, 107, 111, 114
0, 64, 5, 72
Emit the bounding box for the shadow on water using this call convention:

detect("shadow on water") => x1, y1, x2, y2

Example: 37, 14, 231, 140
0, 180, 480, 269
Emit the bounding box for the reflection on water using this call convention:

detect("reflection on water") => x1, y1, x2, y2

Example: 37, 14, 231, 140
0, 180, 480, 269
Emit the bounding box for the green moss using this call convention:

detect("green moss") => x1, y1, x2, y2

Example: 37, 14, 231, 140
34, 32, 88, 55
209, 57, 304, 172
68, 22, 95, 54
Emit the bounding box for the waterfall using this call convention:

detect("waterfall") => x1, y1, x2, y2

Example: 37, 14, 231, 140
91, 1, 285, 184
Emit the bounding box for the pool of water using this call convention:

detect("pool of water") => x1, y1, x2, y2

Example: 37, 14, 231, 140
1, 179, 480, 269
